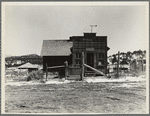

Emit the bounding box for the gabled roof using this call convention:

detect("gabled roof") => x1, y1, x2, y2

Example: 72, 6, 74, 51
41, 40, 73, 56
18, 63, 39, 69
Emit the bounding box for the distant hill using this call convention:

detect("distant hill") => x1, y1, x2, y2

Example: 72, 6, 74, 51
5, 54, 43, 67
5, 54, 42, 59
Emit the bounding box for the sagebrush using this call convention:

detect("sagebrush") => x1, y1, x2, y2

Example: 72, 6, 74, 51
27, 70, 43, 81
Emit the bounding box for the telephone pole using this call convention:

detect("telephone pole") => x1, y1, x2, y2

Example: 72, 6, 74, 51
90, 25, 97, 33
117, 51, 120, 78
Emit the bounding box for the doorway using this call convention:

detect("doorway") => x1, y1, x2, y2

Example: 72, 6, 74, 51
87, 53, 94, 71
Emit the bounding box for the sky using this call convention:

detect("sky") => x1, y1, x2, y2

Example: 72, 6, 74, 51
3, 2, 149, 56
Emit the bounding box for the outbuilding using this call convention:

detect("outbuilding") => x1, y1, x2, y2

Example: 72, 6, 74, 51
17, 62, 39, 72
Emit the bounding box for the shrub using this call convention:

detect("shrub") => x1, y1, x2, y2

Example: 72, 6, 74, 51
114, 73, 119, 78
27, 70, 43, 81
107, 75, 111, 79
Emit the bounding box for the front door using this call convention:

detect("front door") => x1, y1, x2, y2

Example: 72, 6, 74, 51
87, 53, 94, 71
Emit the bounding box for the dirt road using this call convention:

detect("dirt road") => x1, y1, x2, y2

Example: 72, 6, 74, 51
5, 80, 147, 114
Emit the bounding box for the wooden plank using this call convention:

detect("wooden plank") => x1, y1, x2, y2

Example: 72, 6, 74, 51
84, 63, 105, 76
47, 65, 65, 69
69, 67, 81, 75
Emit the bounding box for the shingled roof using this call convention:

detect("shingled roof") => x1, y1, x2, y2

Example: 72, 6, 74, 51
41, 40, 73, 56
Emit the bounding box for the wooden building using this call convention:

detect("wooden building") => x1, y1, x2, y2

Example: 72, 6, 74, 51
41, 33, 109, 76
70, 33, 109, 74
41, 40, 72, 74
17, 62, 39, 72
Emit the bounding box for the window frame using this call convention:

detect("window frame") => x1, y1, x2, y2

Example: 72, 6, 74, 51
98, 53, 105, 59
75, 53, 81, 59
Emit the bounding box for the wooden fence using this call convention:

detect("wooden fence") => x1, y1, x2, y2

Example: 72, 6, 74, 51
68, 67, 81, 75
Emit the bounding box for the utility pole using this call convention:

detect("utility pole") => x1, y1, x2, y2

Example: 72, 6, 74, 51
141, 54, 144, 74
90, 25, 97, 33
81, 52, 85, 80
117, 51, 120, 78
46, 63, 48, 81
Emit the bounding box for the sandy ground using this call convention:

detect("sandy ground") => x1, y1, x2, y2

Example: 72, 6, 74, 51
84, 75, 146, 83
5, 75, 146, 86
4, 75, 147, 114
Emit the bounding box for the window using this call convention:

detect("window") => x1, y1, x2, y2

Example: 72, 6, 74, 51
74, 53, 82, 66
74, 53, 81, 66
98, 60, 104, 66
98, 53, 104, 59
75, 53, 81, 59
75, 60, 81, 65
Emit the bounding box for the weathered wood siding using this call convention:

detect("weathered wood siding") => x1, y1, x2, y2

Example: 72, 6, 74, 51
70, 33, 108, 74
43, 56, 72, 72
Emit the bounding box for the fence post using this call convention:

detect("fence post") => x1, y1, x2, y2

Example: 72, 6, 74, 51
64, 61, 68, 80
11, 69, 14, 78
81, 52, 84, 80
46, 63, 48, 81
117, 51, 120, 78
141, 58, 143, 74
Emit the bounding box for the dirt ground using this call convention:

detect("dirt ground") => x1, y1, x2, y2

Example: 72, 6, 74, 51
5, 78, 147, 114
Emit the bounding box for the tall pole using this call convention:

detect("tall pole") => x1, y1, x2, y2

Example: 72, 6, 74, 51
64, 61, 68, 80
142, 58, 143, 73
81, 52, 85, 80
141, 55, 143, 73
135, 59, 137, 73
117, 51, 120, 78
90, 25, 97, 33
46, 63, 48, 81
